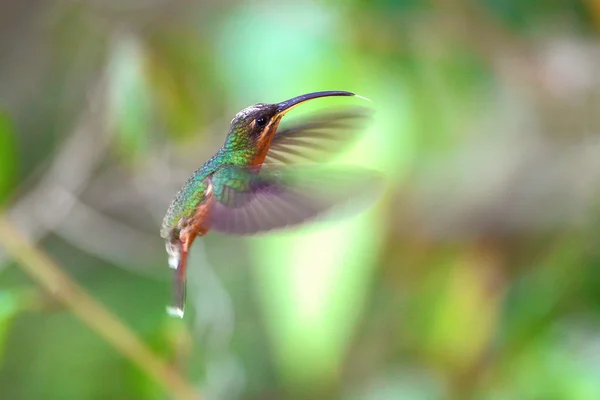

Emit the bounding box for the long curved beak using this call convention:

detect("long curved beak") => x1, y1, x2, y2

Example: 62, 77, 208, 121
274, 90, 355, 117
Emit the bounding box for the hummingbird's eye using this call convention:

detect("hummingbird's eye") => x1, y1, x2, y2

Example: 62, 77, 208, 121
255, 116, 268, 127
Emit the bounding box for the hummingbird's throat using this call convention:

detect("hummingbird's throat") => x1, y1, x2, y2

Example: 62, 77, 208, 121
251, 117, 282, 165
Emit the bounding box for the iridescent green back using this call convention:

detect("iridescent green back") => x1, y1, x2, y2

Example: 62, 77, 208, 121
160, 121, 260, 240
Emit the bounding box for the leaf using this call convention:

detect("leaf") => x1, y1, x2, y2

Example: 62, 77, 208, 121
0, 289, 24, 366
108, 36, 152, 162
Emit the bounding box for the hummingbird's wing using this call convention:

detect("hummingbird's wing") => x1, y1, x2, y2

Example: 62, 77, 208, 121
264, 107, 372, 165
208, 165, 383, 235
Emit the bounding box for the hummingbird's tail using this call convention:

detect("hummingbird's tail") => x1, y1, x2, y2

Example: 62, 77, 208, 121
165, 238, 188, 318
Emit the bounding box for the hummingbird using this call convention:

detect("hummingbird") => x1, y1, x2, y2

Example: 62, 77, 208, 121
161, 91, 381, 317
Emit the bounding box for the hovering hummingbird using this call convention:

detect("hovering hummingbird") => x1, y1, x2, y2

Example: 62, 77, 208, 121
161, 91, 381, 317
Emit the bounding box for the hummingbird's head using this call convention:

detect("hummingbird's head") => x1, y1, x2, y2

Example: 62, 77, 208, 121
223, 91, 356, 165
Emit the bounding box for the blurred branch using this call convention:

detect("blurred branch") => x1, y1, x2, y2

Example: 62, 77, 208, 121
53, 187, 162, 277
0, 79, 112, 270
0, 215, 200, 400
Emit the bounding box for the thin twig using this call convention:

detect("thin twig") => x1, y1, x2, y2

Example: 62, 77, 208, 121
0, 214, 200, 400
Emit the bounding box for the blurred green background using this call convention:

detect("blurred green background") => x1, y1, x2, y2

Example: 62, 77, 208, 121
2, 0, 600, 399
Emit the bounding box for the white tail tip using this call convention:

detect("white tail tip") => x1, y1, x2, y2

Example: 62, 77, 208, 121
166, 306, 184, 318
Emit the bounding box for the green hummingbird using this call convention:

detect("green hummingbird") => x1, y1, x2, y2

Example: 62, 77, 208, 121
161, 91, 381, 317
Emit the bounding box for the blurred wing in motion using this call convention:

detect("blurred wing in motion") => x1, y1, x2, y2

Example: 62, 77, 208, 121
208, 164, 383, 235
264, 107, 373, 165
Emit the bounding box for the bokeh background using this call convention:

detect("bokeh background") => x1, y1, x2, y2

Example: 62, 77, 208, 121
2, 0, 600, 399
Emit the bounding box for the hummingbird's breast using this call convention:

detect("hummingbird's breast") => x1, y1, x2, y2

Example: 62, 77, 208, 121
160, 159, 219, 239
177, 181, 214, 243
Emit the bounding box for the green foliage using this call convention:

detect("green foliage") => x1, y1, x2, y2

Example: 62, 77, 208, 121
2, 0, 600, 399
108, 37, 153, 163
0, 290, 21, 365
0, 113, 17, 206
